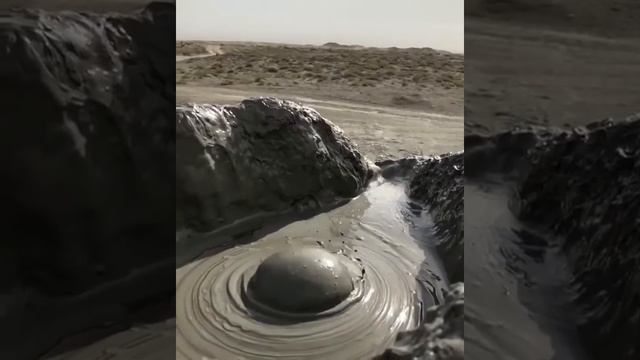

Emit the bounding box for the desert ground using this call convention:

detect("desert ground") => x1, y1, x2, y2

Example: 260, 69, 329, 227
176, 41, 464, 160
465, 0, 640, 134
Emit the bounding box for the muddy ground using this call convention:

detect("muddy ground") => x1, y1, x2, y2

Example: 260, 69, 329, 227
465, 0, 640, 135
176, 41, 464, 160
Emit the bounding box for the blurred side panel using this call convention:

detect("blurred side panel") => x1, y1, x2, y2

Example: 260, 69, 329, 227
0, 1, 176, 359
465, 1, 640, 360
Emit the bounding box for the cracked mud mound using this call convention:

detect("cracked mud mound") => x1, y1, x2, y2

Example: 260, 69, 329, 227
465, 116, 640, 360
176, 98, 373, 235
0, 3, 175, 359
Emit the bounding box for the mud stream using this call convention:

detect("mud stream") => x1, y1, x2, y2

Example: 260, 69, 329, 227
465, 176, 589, 360
176, 179, 448, 360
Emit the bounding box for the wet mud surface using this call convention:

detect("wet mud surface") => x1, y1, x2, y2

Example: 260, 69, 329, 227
465, 179, 587, 360
174, 98, 463, 359
465, 117, 640, 360
379, 283, 464, 360
408, 154, 463, 283
48, 96, 463, 358
54, 160, 462, 360
378, 154, 464, 360
0, 3, 175, 359
177, 178, 448, 359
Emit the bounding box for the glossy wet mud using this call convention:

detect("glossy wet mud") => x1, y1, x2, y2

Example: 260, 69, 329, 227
248, 247, 357, 313
176, 180, 447, 360
465, 179, 587, 360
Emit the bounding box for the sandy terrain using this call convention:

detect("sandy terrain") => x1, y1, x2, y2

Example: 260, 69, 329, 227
465, 0, 640, 135
177, 86, 461, 161
176, 41, 464, 159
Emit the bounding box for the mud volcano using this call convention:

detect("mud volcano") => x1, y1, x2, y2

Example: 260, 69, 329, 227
176, 98, 462, 359
248, 247, 357, 314
465, 116, 640, 360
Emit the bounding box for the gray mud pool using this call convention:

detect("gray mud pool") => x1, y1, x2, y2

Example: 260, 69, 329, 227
176, 177, 449, 360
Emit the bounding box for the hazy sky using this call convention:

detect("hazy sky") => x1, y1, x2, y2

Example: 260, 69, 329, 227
177, 0, 463, 53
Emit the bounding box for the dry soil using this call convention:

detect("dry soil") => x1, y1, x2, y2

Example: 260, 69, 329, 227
176, 41, 464, 160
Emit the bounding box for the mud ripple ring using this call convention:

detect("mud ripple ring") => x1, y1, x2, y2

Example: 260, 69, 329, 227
176, 241, 424, 359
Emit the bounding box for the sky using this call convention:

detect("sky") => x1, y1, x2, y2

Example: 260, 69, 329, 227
177, 0, 464, 53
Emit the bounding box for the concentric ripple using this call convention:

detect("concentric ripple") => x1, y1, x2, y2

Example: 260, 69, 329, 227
177, 181, 445, 359
177, 239, 425, 359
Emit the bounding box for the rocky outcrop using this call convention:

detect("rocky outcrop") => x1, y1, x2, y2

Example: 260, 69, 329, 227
408, 153, 464, 283
0, 3, 175, 359
378, 283, 464, 360
518, 117, 640, 360
176, 98, 373, 233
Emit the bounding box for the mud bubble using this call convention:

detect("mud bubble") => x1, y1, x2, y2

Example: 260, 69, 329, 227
248, 247, 360, 315
176, 179, 443, 360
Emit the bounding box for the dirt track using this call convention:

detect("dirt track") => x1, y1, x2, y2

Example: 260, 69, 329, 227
177, 85, 463, 160
176, 41, 464, 160
465, 19, 640, 135
465, 0, 640, 135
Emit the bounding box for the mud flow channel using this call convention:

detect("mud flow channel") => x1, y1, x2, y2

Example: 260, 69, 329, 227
176, 177, 449, 359
465, 176, 588, 360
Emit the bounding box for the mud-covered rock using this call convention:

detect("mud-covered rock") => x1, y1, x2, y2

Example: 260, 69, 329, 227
377, 283, 464, 360
408, 153, 464, 283
176, 98, 373, 232
0, 3, 175, 359
518, 117, 640, 360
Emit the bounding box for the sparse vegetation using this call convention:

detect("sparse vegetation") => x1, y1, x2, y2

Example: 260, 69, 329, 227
176, 41, 208, 56
176, 41, 463, 112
